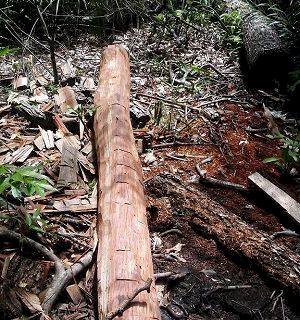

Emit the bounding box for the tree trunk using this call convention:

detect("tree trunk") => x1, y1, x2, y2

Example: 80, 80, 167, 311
227, 0, 288, 85
94, 45, 161, 320
146, 173, 300, 296
242, 12, 287, 82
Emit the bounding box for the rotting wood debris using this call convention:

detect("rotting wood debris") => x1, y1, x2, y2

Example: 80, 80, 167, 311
0, 5, 300, 320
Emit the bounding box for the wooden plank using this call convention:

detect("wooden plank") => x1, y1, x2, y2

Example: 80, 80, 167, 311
248, 172, 300, 226
94, 45, 160, 320
57, 136, 79, 187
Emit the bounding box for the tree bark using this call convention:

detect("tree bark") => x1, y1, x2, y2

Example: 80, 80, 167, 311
94, 45, 161, 320
242, 12, 287, 81
146, 173, 300, 296
227, 0, 288, 85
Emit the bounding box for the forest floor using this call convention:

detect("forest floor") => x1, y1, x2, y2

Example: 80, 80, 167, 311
0, 12, 300, 320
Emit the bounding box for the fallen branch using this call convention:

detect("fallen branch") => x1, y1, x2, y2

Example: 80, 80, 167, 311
146, 174, 300, 296
196, 164, 248, 193
271, 230, 300, 240
0, 228, 94, 315
43, 249, 93, 314
105, 278, 152, 320
161, 228, 183, 237
153, 141, 208, 149
154, 271, 188, 281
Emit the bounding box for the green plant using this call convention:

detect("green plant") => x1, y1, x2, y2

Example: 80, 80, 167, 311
46, 83, 59, 94
264, 132, 300, 174
24, 208, 48, 233
0, 46, 19, 57
0, 165, 56, 233
220, 10, 242, 50
0, 165, 55, 199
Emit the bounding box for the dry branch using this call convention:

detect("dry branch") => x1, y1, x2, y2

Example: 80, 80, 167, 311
196, 164, 248, 193
106, 279, 152, 320
0, 228, 94, 315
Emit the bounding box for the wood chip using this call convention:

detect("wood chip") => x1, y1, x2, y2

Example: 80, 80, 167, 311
9, 145, 34, 163
36, 76, 49, 86
34, 135, 45, 151
81, 142, 92, 155
13, 75, 28, 90
57, 136, 79, 187
54, 86, 77, 113
80, 77, 95, 91
66, 284, 83, 305
61, 59, 76, 79
15, 288, 43, 314
39, 127, 54, 149
52, 197, 97, 213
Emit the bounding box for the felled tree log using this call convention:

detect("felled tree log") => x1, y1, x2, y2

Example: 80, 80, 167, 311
228, 0, 288, 84
146, 174, 300, 296
94, 45, 161, 320
242, 12, 288, 82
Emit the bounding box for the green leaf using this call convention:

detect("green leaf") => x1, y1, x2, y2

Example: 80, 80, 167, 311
18, 168, 51, 182
29, 225, 44, 233
0, 177, 11, 194
288, 150, 299, 162
0, 165, 9, 175
34, 185, 45, 198
263, 157, 282, 163
174, 10, 184, 17
25, 213, 32, 227
11, 171, 24, 182
26, 184, 36, 196
34, 182, 57, 192
11, 186, 22, 199
33, 208, 41, 219
0, 47, 19, 57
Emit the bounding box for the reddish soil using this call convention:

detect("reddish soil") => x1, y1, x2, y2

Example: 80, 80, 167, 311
143, 102, 300, 320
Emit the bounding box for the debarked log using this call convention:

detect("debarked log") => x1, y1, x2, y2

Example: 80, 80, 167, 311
94, 45, 161, 320
146, 173, 300, 296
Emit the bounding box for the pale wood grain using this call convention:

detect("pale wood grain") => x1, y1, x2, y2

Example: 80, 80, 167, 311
249, 172, 300, 226
94, 45, 161, 320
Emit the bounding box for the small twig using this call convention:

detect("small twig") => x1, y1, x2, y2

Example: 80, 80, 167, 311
174, 15, 202, 33
201, 63, 228, 79
196, 164, 248, 193
199, 98, 249, 107
271, 230, 300, 240
37, 5, 59, 83
105, 278, 152, 320
166, 153, 188, 161
155, 271, 188, 281
203, 284, 252, 298
245, 126, 268, 133
136, 93, 197, 110
160, 228, 183, 237
153, 141, 208, 149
